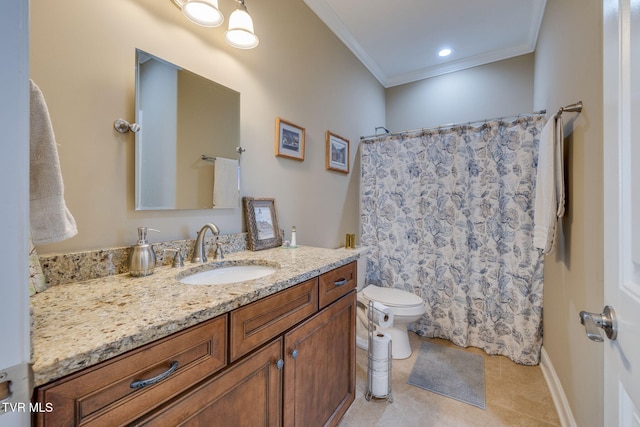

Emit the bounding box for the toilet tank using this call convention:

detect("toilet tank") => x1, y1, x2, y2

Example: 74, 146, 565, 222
347, 246, 369, 291
352, 246, 370, 291
336, 246, 370, 291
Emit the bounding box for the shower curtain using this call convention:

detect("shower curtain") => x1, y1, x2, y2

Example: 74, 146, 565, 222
360, 115, 545, 365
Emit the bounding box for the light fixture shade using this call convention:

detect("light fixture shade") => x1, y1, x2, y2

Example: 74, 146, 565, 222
182, 0, 224, 27
225, 7, 259, 49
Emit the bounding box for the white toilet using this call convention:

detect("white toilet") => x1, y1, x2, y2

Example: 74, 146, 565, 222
351, 246, 426, 359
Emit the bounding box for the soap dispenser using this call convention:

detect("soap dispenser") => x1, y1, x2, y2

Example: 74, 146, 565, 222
128, 227, 159, 277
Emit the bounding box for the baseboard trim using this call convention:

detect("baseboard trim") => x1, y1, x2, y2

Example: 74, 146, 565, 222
540, 346, 577, 427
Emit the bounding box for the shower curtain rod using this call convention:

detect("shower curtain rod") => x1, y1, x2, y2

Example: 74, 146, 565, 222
363, 101, 583, 140
363, 109, 546, 140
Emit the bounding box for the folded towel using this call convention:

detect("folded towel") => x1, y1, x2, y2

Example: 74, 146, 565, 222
30, 80, 78, 245
213, 157, 239, 208
533, 114, 564, 254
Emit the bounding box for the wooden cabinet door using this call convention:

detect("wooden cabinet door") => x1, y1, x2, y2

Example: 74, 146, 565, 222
283, 292, 356, 427
135, 338, 283, 426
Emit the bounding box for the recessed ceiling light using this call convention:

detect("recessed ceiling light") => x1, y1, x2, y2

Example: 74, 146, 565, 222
438, 48, 453, 57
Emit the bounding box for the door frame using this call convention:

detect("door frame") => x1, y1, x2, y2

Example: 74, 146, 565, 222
0, 0, 31, 425
603, 0, 640, 424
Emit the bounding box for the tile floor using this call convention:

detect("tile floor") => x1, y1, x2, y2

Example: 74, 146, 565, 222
339, 333, 561, 427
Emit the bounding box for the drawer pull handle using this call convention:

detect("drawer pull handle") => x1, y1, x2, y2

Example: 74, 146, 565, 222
130, 361, 179, 389
334, 278, 348, 286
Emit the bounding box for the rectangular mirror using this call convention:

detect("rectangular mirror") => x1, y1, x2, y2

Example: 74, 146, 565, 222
135, 49, 240, 210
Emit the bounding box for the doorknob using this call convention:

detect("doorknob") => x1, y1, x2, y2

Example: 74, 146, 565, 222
579, 306, 617, 342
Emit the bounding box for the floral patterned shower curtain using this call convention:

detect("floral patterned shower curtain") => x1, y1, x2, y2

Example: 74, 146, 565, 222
360, 115, 546, 365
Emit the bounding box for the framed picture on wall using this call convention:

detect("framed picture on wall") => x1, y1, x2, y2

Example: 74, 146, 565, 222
243, 197, 283, 251
275, 117, 305, 161
326, 131, 350, 174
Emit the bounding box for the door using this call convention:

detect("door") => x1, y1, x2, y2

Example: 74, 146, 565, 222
0, 0, 32, 426
283, 292, 356, 427
603, 0, 640, 424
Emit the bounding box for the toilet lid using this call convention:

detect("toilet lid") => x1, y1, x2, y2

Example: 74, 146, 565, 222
362, 285, 423, 307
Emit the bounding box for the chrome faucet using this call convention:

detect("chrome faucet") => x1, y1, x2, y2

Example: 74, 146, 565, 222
191, 223, 220, 263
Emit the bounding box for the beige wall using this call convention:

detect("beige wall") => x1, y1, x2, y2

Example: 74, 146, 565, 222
385, 54, 535, 131
30, 0, 385, 254
534, 1, 604, 426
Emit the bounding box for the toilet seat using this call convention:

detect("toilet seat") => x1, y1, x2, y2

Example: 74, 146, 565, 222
360, 285, 425, 317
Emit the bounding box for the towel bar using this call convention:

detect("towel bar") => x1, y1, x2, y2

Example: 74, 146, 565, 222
557, 101, 583, 115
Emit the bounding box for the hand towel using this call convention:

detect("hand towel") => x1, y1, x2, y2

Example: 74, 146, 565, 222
533, 115, 555, 253
30, 80, 78, 245
533, 114, 563, 254
212, 157, 239, 208
555, 114, 565, 218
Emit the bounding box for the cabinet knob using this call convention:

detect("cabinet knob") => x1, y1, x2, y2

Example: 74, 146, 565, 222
276, 359, 284, 370
290, 349, 299, 359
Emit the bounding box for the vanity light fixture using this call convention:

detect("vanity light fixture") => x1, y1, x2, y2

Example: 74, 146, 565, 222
224, 0, 259, 49
171, 0, 258, 49
174, 0, 224, 27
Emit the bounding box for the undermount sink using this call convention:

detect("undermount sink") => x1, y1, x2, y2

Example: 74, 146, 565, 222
178, 264, 278, 285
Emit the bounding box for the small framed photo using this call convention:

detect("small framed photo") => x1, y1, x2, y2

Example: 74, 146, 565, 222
243, 197, 283, 251
275, 117, 305, 161
326, 131, 350, 174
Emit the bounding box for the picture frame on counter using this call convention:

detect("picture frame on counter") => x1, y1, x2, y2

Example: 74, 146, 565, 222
243, 197, 283, 251
275, 117, 305, 161
326, 131, 350, 174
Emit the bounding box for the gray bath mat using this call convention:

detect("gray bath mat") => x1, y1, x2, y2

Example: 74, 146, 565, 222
407, 341, 486, 409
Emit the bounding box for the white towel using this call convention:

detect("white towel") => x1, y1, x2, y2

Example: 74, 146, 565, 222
533, 114, 565, 254
555, 114, 565, 218
30, 80, 78, 245
212, 157, 239, 208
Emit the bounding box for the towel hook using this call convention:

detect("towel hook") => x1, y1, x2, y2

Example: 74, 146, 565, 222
114, 119, 140, 134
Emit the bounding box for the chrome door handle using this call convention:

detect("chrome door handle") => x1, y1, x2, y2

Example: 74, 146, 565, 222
579, 306, 617, 342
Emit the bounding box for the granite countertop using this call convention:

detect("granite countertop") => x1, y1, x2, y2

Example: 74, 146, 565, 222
31, 246, 359, 387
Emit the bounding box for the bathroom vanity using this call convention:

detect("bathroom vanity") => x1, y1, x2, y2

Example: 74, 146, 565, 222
31, 246, 358, 426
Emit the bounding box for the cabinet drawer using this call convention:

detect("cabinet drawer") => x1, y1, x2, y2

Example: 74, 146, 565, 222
230, 278, 318, 362
35, 315, 227, 427
319, 262, 356, 309
135, 338, 283, 426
